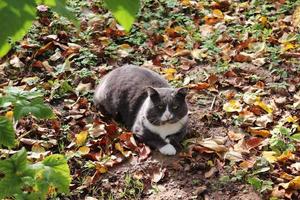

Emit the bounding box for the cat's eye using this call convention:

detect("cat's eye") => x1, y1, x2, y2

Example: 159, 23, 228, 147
172, 105, 179, 109
157, 105, 164, 110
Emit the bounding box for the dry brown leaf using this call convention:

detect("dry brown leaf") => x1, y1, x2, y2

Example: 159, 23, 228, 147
292, 6, 300, 28
198, 139, 228, 152
227, 130, 245, 141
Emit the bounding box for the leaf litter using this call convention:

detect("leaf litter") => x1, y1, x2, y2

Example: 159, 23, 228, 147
1, 0, 300, 199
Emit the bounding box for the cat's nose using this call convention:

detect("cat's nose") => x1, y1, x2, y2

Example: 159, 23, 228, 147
161, 112, 173, 122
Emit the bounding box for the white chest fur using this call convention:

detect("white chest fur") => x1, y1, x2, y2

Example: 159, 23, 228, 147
132, 97, 188, 139
143, 115, 187, 139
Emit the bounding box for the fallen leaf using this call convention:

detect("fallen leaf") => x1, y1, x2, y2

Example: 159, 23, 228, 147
239, 158, 256, 169
188, 82, 210, 90
227, 130, 244, 141
163, 68, 177, 81
280, 172, 294, 181
291, 162, 300, 171
245, 137, 264, 150
138, 144, 151, 161
255, 114, 273, 128
255, 100, 273, 114
75, 131, 88, 146
95, 164, 108, 174
78, 146, 90, 155
292, 6, 300, 28
262, 151, 277, 163
224, 149, 243, 162
152, 167, 166, 183
212, 9, 224, 18
280, 176, 300, 190
115, 142, 131, 157
248, 128, 271, 137
205, 167, 218, 178
259, 16, 268, 26
223, 100, 243, 112
277, 151, 295, 162
198, 139, 228, 152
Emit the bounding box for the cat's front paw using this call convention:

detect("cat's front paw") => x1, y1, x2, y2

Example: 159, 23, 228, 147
159, 144, 176, 155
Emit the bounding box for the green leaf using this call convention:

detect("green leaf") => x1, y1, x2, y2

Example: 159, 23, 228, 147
0, 116, 15, 148
290, 133, 300, 142
247, 177, 262, 191
0, 148, 28, 198
0, 0, 36, 57
4, 87, 43, 100
104, 0, 140, 32
41, 154, 71, 193
13, 97, 54, 120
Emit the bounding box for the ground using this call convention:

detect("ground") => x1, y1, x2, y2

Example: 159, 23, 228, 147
1, 0, 300, 199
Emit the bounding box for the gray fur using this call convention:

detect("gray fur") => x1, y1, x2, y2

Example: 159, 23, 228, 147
94, 65, 188, 155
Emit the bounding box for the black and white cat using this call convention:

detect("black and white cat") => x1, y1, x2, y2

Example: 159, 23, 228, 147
94, 65, 188, 155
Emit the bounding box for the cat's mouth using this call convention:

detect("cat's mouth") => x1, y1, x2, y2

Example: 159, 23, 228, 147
160, 119, 177, 125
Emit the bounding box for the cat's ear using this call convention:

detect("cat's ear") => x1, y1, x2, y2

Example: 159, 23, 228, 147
176, 87, 188, 98
145, 87, 159, 101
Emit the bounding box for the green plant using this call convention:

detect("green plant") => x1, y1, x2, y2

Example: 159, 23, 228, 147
119, 174, 144, 199
0, 0, 141, 57
0, 87, 54, 147
0, 148, 71, 199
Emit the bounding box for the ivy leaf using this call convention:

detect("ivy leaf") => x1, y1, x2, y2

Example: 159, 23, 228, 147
13, 97, 54, 120
0, 116, 15, 148
0, 0, 36, 57
104, 0, 140, 32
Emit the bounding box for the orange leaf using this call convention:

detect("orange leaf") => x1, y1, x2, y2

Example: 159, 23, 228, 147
277, 151, 295, 162
188, 82, 210, 90
245, 137, 264, 150
248, 128, 271, 137
95, 164, 108, 174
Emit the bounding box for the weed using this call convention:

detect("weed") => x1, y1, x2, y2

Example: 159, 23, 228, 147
119, 174, 144, 199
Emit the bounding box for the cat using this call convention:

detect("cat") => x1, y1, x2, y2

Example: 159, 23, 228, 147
93, 65, 188, 155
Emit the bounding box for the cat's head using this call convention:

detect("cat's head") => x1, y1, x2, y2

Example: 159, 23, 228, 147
144, 87, 188, 125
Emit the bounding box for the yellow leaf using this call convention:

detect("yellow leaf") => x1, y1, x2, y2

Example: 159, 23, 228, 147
115, 143, 131, 157
283, 42, 296, 52
286, 115, 298, 123
259, 16, 268, 26
96, 164, 108, 174
78, 146, 90, 155
163, 68, 177, 81
262, 151, 277, 163
75, 131, 88, 146
119, 43, 131, 49
255, 100, 273, 114
223, 100, 243, 112
212, 9, 224, 18
5, 111, 14, 121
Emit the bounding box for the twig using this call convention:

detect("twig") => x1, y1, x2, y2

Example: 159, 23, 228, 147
210, 95, 217, 110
